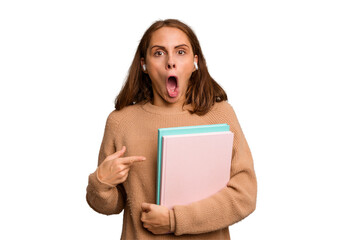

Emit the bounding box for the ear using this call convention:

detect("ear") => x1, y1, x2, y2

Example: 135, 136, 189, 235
193, 55, 199, 72
140, 58, 147, 73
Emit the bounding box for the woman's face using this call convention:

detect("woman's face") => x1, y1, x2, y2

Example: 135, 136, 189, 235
142, 27, 198, 107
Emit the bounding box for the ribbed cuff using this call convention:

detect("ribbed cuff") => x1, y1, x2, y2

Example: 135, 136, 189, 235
169, 209, 176, 233
88, 168, 116, 191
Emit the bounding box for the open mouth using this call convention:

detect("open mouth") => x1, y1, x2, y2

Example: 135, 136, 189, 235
166, 76, 179, 98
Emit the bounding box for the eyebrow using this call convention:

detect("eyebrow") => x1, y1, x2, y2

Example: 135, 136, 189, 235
150, 44, 190, 50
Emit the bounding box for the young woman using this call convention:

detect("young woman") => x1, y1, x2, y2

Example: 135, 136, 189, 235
86, 19, 257, 239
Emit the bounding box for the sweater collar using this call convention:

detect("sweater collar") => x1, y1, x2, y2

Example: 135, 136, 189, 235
140, 101, 193, 115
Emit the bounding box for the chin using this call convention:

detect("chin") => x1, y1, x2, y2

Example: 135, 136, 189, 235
165, 97, 181, 104
164, 93, 184, 104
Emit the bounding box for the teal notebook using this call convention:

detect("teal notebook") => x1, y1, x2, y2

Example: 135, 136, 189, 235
156, 123, 230, 205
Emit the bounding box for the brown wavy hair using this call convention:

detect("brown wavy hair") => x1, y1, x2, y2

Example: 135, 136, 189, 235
115, 19, 227, 116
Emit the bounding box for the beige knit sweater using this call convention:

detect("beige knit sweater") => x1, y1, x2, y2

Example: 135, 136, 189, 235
86, 101, 257, 239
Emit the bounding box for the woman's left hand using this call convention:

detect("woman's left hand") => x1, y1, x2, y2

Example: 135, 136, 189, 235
141, 203, 172, 234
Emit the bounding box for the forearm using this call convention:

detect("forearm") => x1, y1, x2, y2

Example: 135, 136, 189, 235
86, 169, 126, 215
172, 169, 257, 235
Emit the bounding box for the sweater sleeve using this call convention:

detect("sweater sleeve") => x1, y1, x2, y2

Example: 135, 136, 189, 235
172, 102, 257, 235
86, 113, 126, 215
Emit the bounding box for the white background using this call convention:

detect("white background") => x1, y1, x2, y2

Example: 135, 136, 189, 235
1, 0, 359, 239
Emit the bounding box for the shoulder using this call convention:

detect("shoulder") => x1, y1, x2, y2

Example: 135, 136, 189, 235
209, 101, 237, 119
212, 100, 234, 112
105, 104, 143, 128
204, 101, 242, 131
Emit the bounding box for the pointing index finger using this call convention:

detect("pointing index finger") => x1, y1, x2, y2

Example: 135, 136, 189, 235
120, 156, 146, 165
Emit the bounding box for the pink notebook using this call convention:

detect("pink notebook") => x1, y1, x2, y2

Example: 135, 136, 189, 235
160, 131, 234, 209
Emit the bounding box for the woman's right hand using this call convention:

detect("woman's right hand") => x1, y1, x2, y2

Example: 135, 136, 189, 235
97, 146, 146, 186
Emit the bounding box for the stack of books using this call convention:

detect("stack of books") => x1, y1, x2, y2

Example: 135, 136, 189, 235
156, 124, 234, 209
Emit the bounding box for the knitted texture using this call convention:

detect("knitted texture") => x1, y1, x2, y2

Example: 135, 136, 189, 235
86, 101, 257, 239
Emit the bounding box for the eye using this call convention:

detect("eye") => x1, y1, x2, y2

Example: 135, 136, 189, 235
178, 50, 186, 55
154, 51, 165, 56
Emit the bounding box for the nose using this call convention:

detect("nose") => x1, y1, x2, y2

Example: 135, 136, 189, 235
167, 63, 176, 69
166, 55, 176, 70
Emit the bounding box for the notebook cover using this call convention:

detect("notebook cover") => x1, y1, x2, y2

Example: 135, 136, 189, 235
160, 131, 234, 209
156, 124, 230, 204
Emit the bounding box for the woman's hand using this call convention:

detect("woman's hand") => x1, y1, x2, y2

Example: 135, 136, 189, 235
97, 146, 146, 186
141, 203, 172, 235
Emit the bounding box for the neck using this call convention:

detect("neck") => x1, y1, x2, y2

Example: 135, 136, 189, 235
152, 96, 187, 113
